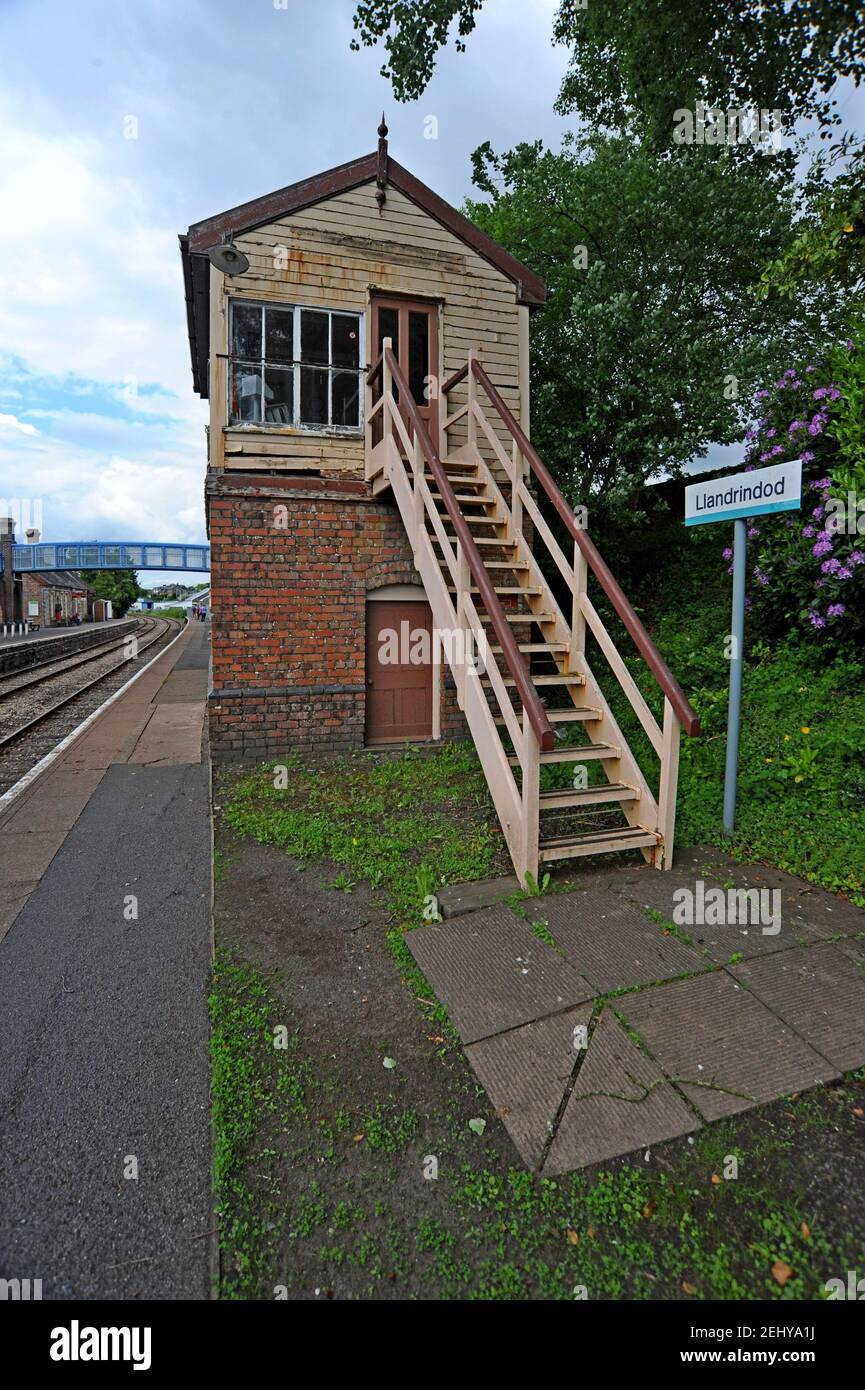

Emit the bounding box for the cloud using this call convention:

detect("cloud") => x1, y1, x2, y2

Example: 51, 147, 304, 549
0, 413, 38, 436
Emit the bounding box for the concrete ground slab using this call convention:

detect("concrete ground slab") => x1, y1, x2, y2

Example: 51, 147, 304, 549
127, 703, 204, 765
730, 944, 865, 1073
535, 890, 708, 992
154, 668, 209, 703
407, 905, 594, 1044
545, 1007, 699, 1174
466, 1005, 592, 1168
438, 874, 520, 918
618, 971, 838, 1120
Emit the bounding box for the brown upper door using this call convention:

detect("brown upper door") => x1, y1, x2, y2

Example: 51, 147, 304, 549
370, 295, 439, 448
365, 598, 433, 744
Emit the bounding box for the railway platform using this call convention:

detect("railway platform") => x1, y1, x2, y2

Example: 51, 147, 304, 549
0, 619, 213, 1298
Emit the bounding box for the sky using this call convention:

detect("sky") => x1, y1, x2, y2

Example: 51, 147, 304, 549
0, 0, 860, 588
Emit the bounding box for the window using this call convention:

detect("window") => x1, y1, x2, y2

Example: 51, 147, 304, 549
228, 300, 363, 430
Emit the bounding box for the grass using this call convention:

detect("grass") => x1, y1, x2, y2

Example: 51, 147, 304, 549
222, 743, 502, 922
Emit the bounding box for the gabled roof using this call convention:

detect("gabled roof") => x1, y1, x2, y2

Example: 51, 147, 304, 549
179, 148, 546, 398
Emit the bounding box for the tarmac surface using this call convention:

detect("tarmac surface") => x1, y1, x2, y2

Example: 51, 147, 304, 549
0, 619, 213, 1298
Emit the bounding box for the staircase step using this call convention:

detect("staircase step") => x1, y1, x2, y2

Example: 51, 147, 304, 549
439, 514, 507, 527
491, 642, 569, 654
499, 611, 556, 624
447, 586, 542, 598
495, 706, 602, 728
494, 673, 585, 688
432, 493, 493, 505
539, 826, 660, 864
466, 538, 519, 547
508, 743, 620, 765
538, 783, 639, 811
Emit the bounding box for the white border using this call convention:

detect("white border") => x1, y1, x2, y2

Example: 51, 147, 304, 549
0, 619, 189, 817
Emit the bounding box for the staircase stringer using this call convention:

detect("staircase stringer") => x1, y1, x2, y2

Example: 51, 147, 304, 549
381, 435, 527, 873
454, 442, 661, 858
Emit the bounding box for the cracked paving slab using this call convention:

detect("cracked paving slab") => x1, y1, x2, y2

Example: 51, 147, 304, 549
407, 905, 594, 1044
532, 890, 708, 992
466, 1005, 594, 1169
730, 944, 865, 1073
617, 970, 838, 1121
544, 1007, 700, 1174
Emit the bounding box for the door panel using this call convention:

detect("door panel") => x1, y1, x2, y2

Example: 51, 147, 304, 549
371, 296, 439, 448
365, 599, 433, 744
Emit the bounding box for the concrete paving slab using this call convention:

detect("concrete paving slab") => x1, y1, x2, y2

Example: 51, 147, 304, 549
0, 882, 39, 943
730, 944, 865, 1073
154, 668, 209, 703
438, 874, 520, 918
544, 1007, 700, 1174
618, 971, 838, 1120
407, 905, 595, 1044
466, 1005, 592, 1168
534, 890, 708, 992
127, 703, 204, 765
615, 849, 864, 953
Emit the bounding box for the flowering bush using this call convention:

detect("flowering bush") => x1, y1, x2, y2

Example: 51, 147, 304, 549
726, 321, 865, 648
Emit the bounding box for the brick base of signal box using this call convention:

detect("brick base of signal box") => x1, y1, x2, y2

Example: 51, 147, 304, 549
205, 472, 468, 760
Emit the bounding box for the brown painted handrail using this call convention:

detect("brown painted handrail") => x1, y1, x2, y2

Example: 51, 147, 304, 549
369, 347, 556, 753
469, 358, 701, 738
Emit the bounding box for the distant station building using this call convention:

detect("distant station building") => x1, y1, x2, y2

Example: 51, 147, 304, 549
21, 571, 97, 628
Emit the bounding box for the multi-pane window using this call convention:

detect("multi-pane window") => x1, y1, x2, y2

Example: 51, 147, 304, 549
228, 301, 363, 430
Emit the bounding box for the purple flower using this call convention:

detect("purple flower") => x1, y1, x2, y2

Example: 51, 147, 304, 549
802, 525, 815, 538
789, 419, 807, 433
815, 578, 827, 588
812, 506, 824, 520
850, 551, 865, 566
747, 526, 760, 539
813, 387, 829, 400
808, 611, 826, 628
827, 604, 846, 618
838, 567, 853, 580
756, 389, 770, 400
766, 427, 777, 438
800, 451, 816, 464
822, 557, 841, 574
808, 413, 826, 436
812, 536, 833, 557
810, 477, 831, 491
722, 547, 733, 560
744, 595, 753, 610
805, 365, 817, 373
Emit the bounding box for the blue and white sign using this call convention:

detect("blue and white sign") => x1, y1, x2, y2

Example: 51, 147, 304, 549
685, 458, 802, 527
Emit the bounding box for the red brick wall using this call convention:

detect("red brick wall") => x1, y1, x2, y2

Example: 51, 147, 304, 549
207, 474, 467, 758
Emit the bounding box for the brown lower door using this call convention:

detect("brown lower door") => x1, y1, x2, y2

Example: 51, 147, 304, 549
365, 599, 433, 743
370, 295, 439, 448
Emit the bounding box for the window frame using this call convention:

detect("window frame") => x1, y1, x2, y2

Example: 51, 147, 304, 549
227, 298, 365, 436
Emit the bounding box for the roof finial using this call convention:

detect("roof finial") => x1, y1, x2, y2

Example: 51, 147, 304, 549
376, 113, 389, 213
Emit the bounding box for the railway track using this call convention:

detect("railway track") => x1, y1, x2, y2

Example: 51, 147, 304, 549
0, 617, 181, 796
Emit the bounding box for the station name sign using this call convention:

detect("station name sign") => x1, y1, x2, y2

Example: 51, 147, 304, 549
685, 459, 802, 527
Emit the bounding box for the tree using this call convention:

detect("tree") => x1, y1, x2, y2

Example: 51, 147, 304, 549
464, 135, 841, 520
78, 568, 140, 617
757, 144, 865, 302
352, 0, 865, 143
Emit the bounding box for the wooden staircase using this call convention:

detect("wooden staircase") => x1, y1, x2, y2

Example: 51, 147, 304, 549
365, 342, 700, 884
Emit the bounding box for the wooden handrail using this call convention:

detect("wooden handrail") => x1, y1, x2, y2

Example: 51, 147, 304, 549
470, 358, 700, 738
372, 346, 556, 753
441, 362, 469, 395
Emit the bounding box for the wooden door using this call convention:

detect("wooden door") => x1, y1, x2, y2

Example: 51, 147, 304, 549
365, 599, 433, 744
370, 296, 439, 447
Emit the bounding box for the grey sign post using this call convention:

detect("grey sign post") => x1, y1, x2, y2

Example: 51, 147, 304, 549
685, 458, 803, 837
